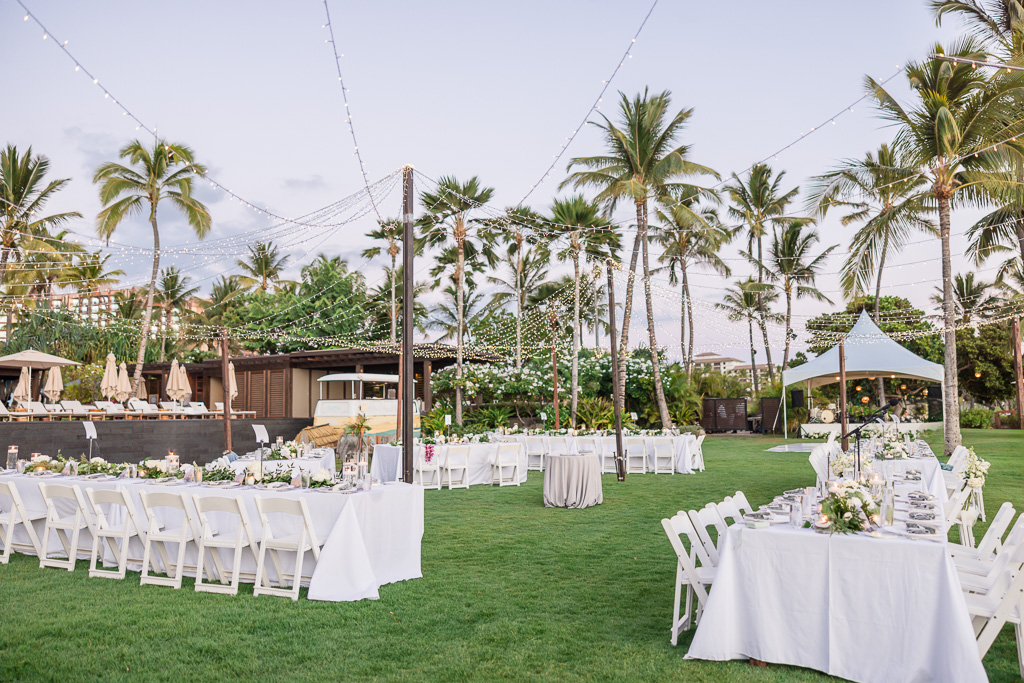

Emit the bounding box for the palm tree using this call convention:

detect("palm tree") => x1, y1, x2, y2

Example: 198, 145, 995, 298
563, 89, 719, 427
809, 144, 937, 400
154, 266, 199, 361
6, 229, 82, 303
237, 241, 291, 293
427, 279, 491, 345
0, 144, 81, 287
93, 139, 211, 394
715, 278, 780, 396
419, 175, 496, 425
866, 38, 1024, 454
655, 198, 732, 374
548, 195, 619, 427
931, 1, 1024, 47
725, 164, 806, 383
110, 290, 144, 323
66, 250, 125, 294
367, 267, 430, 339
752, 221, 836, 369
361, 219, 403, 344
198, 275, 246, 331
931, 273, 997, 322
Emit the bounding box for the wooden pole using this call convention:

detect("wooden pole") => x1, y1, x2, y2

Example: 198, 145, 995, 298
839, 339, 848, 451
1013, 316, 1024, 430
221, 328, 232, 453
548, 309, 560, 430
401, 166, 415, 482
607, 261, 625, 481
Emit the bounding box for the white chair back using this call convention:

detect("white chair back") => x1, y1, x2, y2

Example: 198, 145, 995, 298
85, 486, 146, 580
692, 434, 706, 471
686, 506, 722, 567
39, 483, 92, 571
729, 491, 755, 516
193, 493, 259, 594
253, 495, 320, 601
442, 445, 471, 489
138, 490, 196, 589
491, 443, 522, 487
0, 480, 44, 561
599, 437, 617, 473
661, 513, 714, 645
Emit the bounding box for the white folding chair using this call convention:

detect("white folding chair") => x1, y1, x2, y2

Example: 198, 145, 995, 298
691, 434, 706, 471
651, 437, 675, 475
413, 446, 441, 490
808, 445, 829, 492
253, 496, 321, 601
951, 503, 1016, 566
193, 494, 259, 595
954, 514, 1024, 579
547, 436, 570, 457
714, 499, 744, 527
624, 437, 647, 474
525, 437, 546, 471
686, 505, 723, 567
491, 443, 522, 487
85, 487, 146, 580
139, 490, 196, 589
0, 480, 45, 562
599, 437, 618, 474
576, 436, 599, 455
728, 491, 755, 516
946, 479, 979, 546
963, 544, 1024, 678
441, 445, 471, 490
39, 483, 92, 571
662, 512, 715, 645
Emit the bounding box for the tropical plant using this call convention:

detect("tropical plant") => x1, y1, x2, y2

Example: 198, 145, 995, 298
237, 241, 291, 293
576, 396, 615, 430
725, 164, 806, 382
0, 144, 81, 287
153, 266, 199, 361
715, 278, 779, 396
419, 175, 497, 425
930, 273, 997, 322
93, 139, 211, 394
931, 0, 1024, 47
66, 250, 125, 294
865, 38, 1024, 453
563, 88, 719, 427
361, 219, 409, 344
110, 290, 144, 323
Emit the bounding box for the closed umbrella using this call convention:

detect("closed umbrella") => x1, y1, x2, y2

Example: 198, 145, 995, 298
100, 353, 118, 401
165, 359, 184, 403
42, 367, 63, 403
12, 366, 31, 405
115, 362, 132, 403
227, 362, 238, 401
177, 363, 192, 402
136, 372, 148, 401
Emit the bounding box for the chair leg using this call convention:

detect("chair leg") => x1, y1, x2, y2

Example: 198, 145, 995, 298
290, 533, 306, 602
254, 539, 269, 595
88, 529, 101, 575
172, 533, 188, 589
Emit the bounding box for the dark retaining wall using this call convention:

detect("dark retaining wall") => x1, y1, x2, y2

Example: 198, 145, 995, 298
0, 418, 314, 466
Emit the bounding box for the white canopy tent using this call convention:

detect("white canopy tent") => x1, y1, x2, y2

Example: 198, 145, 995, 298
780, 311, 945, 437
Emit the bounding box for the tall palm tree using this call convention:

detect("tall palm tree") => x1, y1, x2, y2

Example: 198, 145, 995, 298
361, 219, 403, 344
752, 221, 836, 369
93, 139, 211, 393
725, 164, 806, 383
154, 266, 199, 361
198, 275, 246, 331
419, 175, 496, 425
427, 279, 491, 345
110, 290, 144, 323
549, 195, 619, 427
367, 268, 430, 339
487, 245, 550, 323
931, 273, 997, 322
66, 250, 125, 294
563, 89, 719, 427
237, 241, 291, 293
809, 144, 937, 400
931, 1, 1024, 47
7, 229, 81, 301
715, 278, 780, 396
655, 198, 732, 374
0, 144, 81, 287
866, 38, 1024, 454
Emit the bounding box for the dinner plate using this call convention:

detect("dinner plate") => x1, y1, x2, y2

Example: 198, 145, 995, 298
906, 526, 938, 535
201, 480, 239, 488
255, 482, 293, 490
148, 477, 179, 485
27, 470, 59, 477
909, 511, 936, 520
80, 473, 113, 481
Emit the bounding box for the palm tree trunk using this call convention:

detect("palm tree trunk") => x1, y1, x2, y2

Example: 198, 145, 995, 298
455, 236, 465, 426
0, 243, 11, 289
133, 208, 160, 394
874, 235, 889, 404
640, 201, 673, 428
685, 272, 695, 375
594, 278, 601, 349
755, 235, 776, 382
390, 253, 397, 345
748, 317, 759, 396
515, 235, 523, 369
616, 225, 644, 414
782, 283, 793, 369
159, 308, 168, 362
938, 193, 961, 457
679, 265, 687, 367
571, 248, 580, 428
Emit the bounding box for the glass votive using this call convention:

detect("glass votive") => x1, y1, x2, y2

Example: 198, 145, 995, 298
6, 446, 17, 470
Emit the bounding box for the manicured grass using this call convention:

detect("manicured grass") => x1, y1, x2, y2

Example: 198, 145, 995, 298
0, 430, 1020, 681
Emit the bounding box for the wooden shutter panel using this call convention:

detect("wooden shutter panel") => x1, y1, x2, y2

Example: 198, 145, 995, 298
267, 369, 285, 418
231, 372, 246, 412
250, 371, 266, 419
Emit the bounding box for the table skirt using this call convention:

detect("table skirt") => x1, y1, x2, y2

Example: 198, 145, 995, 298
543, 454, 602, 508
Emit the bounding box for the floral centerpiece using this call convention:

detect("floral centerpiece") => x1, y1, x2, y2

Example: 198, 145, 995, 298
880, 439, 908, 459
26, 453, 63, 474
203, 463, 236, 482
267, 441, 299, 461
138, 458, 183, 479
307, 468, 335, 489
78, 456, 126, 476
964, 447, 990, 490
818, 479, 881, 534
830, 450, 855, 477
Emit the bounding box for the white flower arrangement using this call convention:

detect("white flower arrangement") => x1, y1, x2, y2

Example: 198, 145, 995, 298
830, 451, 855, 477
311, 468, 332, 484
963, 448, 990, 490
89, 457, 106, 465
30, 454, 52, 463
881, 440, 908, 459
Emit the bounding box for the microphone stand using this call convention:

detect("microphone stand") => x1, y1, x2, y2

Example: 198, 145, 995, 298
841, 400, 899, 479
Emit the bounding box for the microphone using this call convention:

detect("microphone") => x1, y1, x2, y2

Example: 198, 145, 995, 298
886, 397, 900, 408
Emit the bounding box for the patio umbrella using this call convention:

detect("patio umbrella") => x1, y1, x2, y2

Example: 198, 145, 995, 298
42, 367, 64, 403
12, 367, 31, 405
165, 359, 184, 403
115, 362, 132, 403
0, 349, 80, 370
136, 373, 148, 400
227, 362, 238, 402
100, 353, 118, 401
177, 362, 192, 402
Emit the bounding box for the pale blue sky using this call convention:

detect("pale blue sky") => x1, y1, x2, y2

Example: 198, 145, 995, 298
1, 1, 978, 358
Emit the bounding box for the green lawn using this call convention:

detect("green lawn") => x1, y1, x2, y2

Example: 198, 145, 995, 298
0, 430, 1020, 681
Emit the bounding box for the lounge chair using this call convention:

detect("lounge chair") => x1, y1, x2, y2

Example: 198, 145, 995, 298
128, 399, 161, 419
158, 402, 187, 419
59, 400, 93, 419
214, 402, 256, 418
183, 402, 215, 419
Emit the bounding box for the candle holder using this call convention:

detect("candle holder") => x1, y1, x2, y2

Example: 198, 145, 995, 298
6, 446, 17, 470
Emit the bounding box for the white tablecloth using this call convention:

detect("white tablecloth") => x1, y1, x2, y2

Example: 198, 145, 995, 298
4, 473, 421, 602
543, 454, 602, 508
504, 433, 699, 473
685, 523, 985, 682
373, 442, 527, 486
232, 451, 336, 478
371, 444, 403, 482
827, 449, 946, 504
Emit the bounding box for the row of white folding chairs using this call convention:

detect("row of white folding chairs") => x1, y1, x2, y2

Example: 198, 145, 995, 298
948, 501, 1024, 677
525, 434, 705, 475
660, 491, 754, 645
412, 443, 522, 489
0, 481, 319, 601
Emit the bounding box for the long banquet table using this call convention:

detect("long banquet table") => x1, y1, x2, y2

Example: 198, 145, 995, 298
503, 433, 700, 473
371, 442, 528, 486
3, 472, 423, 601
685, 515, 985, 682
231, 447, 337, 477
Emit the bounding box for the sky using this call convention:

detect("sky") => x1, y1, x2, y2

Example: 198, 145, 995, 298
1, 0, 983, 362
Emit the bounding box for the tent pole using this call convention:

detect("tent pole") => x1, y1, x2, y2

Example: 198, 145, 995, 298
782, 387, 788, 439
839, 340, 849, 452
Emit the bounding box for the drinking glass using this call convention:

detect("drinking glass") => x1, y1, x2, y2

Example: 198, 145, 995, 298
6, 446, 17, 470
789, 502, 801, 528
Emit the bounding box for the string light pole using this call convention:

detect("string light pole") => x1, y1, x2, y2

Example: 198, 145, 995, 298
401, 166, 415, 482
839, 340, 849, 452
607, 261, 625, 481
1013, 316, 1024, 431
548, 309, 561, 431
221, 328, 232, 453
